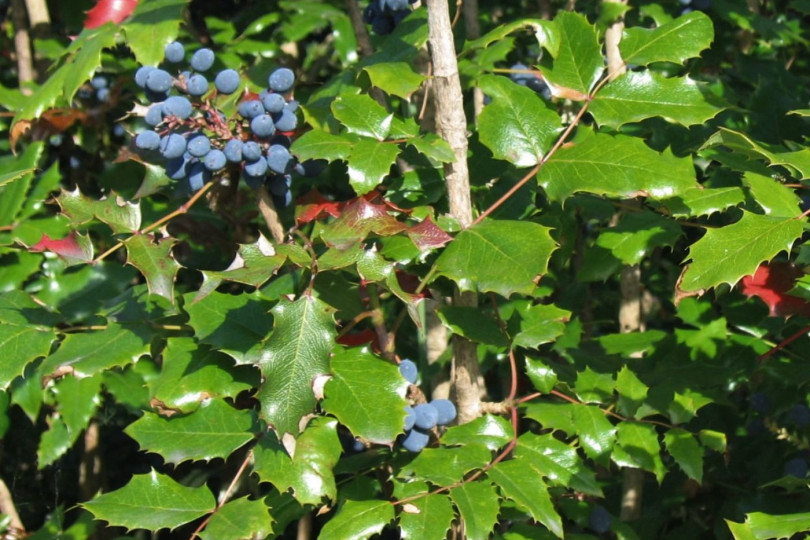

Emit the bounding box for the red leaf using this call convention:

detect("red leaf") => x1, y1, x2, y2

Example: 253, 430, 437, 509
740, 262, 810, 317
406, 216, 453, 251
84, 0, 138, 29
296, 190, 343, 224
336, 328, 379, 351
29, 232, 95, 264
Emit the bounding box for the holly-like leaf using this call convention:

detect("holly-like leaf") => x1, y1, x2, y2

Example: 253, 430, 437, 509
658, 186, 745, 218
57, 188, 142, 234
728, 512, 810, 540
321, 347, 409, 444
478, 75, 562, 166
408, 134, 456, 163
196, 235, 286, 301
38, 416, 72, 468
515, 432, 602, 496
542, 12, 603, 98
252, 417, 341, 505
134, 162, 173, 199
702, 128, 810, 180
124, 234, 180, 302
489, 460, 563, 538
620, 11, 714, 66
742, 172, 802, 218
611, 421, 666, 482
679, 211, 803, 292
406, 216, 453, 251
438, 306, 509, 346
29, 231, 94, 266
185, 291, 274, 366
0, 166, 37, 190
524, 403, 577, 435
0, 142, 45, 225
739, 262, 810, 317
39, 323, 150, 379
595, 211, 682, 266
54, 374, 102, 441
82, 469, 216, 531
0, 292, 59, 389
84, 0, 137, 28
525, 357, 558, 394
332, 94, 393, 140
435, 219, 557, 297
291, 130, 354, 163
512, 303, 571, 349
572, 404, 617, 461
198, 497, 274, 540
663, 428, 703, 483
364, 62, 426, 98
616, 365, 649, 416
540, 132, 698, 201
401, 445, 493, 486
122, 0, 189, 66
125, 399, 257, 464
449, 482, 501, 540
575, 366, 616, 403
442, 415, 513, 450
397, 484, 454, 540
590, 72, 723, 128
257, 295, 335, 436
320, 197, 405, 249
347, 139, 401, 195
319, 500, 395, 540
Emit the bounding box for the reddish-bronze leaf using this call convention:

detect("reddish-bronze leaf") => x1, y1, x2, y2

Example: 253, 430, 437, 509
84, 0, 138, 29
740, 262, 810, 317
29, 232, 94, 265
407, 216, 453, 251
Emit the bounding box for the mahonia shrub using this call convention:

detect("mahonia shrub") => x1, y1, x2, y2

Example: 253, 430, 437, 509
1, 0, 810, 538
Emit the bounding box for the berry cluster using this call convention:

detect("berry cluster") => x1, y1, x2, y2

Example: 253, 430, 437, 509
132, 41, 320, 204
398, 359, 457, 452
362, 0, 415, 35
77, 74, 112, 103
509, 63, 551, 100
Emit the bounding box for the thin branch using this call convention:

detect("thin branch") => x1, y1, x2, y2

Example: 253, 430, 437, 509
345, 0, 374, 58
10, 0, 34, 95
0, 477, 24, 533
256, 186, 286, 243
189, 450, 254, 540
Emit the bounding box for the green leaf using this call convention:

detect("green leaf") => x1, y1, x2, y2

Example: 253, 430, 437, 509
611, 422, 666, 482
525, 357, 558, 394
0, 142, 45, 226
437, 306, 509, 347
398, 486, 454, 540
734, 512, 810, 540
515, 432, 602, 496
199, 497, 274, 540
0, 293, 58, 390
409, 133, 456, 163
742, 172, 801, 218
513, 304, 571, 349
148, 338, 258, 413
435, 220, 557, 297
698, 429, 726, 453
543, 12, 603, 97
82, 469, 215, 531
56, 189, 141, 234
615, 365, 648, 416
40, 323, 150, 379
124, 234, 181, 303
702, 128, 810, 180
620, 11, 714, 66
322, 347, 409, 444
332, 94, 393, 140
253, 417, 342, 505
449, 482, 500, 540
725, 519, 758, 540
478, 75, 562, 166
197, 235, 287, 300
595, 211, 682, 265
122, 0, 189, 66
489, 460, 563, 538
442, 415, 514, 450
575, 366, 615, 403
290, 129, 354, 163
663, 428, 703, 482
257, 296, 335, 436
38, 416, 72, 468
185, 291, 274, 365
319, 500, 394, 540
524, 402, 576, 435
679, 211, 803, 292
124, 399, 256, 464
401, 445, 493, 486
347, 138, 401, 195
463, 19, 557, 57
590, 72, 722, 128
658, 187, 745, 218
572, 404, 617, 461
134, 162, 173, 199
540, 132, 698, 201
0, 166, 37, 189
364, 62, 426, 98
54, 374, 102, 440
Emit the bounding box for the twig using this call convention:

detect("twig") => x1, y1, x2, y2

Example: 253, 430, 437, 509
189, 450, 254, 540
10, 0, 34, 95
0, 477, 24, 533
256, 186, 286, 243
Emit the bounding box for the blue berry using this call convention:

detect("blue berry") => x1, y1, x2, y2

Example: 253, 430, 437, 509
260, 91, 285, 114
164, 41, 185, 63
145, 104, 164, 126
403, 406, 416, 430
134, 66, 155, 88
166, 156, 191, 180
187, 161, 211, 191
431, 399, 457, 425
294, 159, 327, 177
399, 359, 418, 383
588, 506, 612, 534
135, 130, 160, 151
401, 428, 430, 452
186, 74, 209, 96
204, 149, 227, 171
273, 106, 297, 132
238, 100, 264, 119
214, 69, 240, 94
266, 144, 294, 174
187, 133, 211, 157
223, 139, 244, 162
790, 404, 810, 426
243, 172, 266, 189
145, 69, 173, 93
267, 173, 291, 196
750, 392, 771, 414
413, 403, 438, 430
91, 75, 108, 90
268, 67, 295, 93
145, 88, 169, 103
162, 96, 192, 119
244, 157, 268, 177
242, 141, 262, 161
159, 133, 187, 159
96, 87, 110, 102
250, 114, 275, 138
190, 48, 215, 72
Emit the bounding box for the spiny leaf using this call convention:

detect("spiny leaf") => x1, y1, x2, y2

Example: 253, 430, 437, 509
82, 469, 216, 531
196, 235, 287, 301
397, 486, 454, 540
679, 211, 803, 292
663, 428, 703, 483
291, 129, 354, 163
543, 12, 603, 98
347, 139, 401, 195
590, 72, 723, 128
257, 295, 336, 436
742, 172, 801, 218
332, 94, 393, 140
489, 461, 563, 538
319, 500, 395, 540
658, 187, 745, 218
198, 497, 274, 540
442, 415, 514, 450
620, 11, 714, 66
435, 219, 557, 297
401, 445, 493, 486
594, 211, 682, 266
514, 432, 603, 496
29, 231, 94, 266
731, 512, 810, 540
122, 0, 189, 66
702, 128, 810, 180
0, 292, 59, 390
56, 188, 142, 234
124, 234, 180, 302
611, 421, 666, 482
364, 62, 426, 98
449, 482, 501, 540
